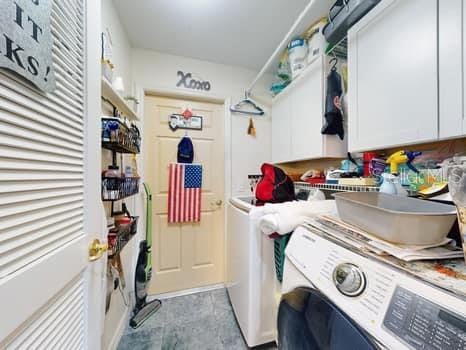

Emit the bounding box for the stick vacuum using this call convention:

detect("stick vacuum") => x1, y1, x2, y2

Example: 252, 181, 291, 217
129, 183, 162, 328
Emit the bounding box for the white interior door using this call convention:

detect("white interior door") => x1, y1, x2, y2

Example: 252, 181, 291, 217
0, 1, 104, 348
144, 95, 225, 295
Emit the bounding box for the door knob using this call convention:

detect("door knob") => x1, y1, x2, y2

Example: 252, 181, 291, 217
88, 239, 108, 261
211, 199, 223, 207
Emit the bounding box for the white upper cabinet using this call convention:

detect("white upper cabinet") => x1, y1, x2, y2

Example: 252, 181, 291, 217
291, 56, 324, 160
348, 0, 438, 151
438, 0, 465, 138
271, 90, 292, 163
271, 56, 347, 163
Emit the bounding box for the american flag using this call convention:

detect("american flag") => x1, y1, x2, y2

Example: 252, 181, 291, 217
168, 163, 202, 223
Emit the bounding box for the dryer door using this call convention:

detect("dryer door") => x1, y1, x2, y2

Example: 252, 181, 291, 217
277, 287, 379, 350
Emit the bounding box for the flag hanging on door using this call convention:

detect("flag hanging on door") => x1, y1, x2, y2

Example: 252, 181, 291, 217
168, 163, 203, 223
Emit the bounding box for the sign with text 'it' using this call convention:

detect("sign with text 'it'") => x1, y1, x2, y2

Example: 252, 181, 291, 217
0, 0, 56, 93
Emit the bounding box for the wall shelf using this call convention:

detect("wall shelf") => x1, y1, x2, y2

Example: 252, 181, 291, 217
101, 77, 140, 121
248, 0, 332, 92
102, 177, 140, 201
101, 118, 141, 154
272, 54, 322, 103
108, 217, 138, 257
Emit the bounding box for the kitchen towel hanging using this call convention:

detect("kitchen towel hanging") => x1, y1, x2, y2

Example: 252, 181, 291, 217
168, 163, 203, 223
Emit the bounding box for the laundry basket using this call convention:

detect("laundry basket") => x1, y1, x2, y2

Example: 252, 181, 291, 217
274, 233, 292, 283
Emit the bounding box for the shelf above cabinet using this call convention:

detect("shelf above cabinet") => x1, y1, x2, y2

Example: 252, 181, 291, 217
248, 0, 331, 92
101, 77, 140, 121
272, 54, 322, 103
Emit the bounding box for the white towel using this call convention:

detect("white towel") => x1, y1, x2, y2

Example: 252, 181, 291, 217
252, 200, 337, 236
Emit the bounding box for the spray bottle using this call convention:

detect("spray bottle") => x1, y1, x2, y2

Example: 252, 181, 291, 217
384, 150, 422, 196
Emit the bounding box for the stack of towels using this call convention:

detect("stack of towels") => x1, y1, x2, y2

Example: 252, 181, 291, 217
250, 200, 337, 236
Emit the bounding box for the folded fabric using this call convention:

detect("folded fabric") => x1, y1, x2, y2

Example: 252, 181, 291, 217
254, 200, 337, 236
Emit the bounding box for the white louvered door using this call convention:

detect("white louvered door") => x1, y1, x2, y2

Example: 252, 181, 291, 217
0, 0, 104, 349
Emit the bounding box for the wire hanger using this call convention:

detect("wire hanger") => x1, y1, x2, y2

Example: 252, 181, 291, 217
329, 54, 338, 72
230, 91, 265, 116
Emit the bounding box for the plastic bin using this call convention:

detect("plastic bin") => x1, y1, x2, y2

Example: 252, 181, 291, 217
274, 233, 292, 283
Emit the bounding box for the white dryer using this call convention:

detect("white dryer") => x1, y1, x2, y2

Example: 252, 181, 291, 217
226, 197, 281, 347
279, 223, 466, 349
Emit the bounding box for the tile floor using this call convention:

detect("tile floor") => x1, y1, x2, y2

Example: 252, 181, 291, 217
118, 288, 278, 350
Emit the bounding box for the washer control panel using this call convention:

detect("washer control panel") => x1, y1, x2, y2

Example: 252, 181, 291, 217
384, 286, 466, 350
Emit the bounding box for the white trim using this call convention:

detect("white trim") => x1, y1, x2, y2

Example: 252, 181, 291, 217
83, 0, 105, 349
106, 307, 131, 350
149, 283, 225, 300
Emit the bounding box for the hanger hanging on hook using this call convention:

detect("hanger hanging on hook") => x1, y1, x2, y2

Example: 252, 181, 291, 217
329, 56, 338, 71
230, 91, 265, 116
329, 54, 338, 72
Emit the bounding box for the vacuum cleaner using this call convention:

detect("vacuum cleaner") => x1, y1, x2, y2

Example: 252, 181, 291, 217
129, 183, 162, 328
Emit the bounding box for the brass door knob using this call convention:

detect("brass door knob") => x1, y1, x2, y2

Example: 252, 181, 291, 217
211, 199, 223, 206
88, 239, 108, 261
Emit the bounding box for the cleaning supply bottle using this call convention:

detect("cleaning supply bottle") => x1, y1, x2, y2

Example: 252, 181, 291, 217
386, 150, 422, 175
379, 173, 397, 194
385, 150, 422, 195
392, 176, 408, 196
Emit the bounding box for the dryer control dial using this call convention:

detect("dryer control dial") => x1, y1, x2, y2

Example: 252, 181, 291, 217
332, 263, 366, 297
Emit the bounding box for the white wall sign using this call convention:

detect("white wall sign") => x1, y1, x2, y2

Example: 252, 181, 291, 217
0, 0, 56, 92
169, 114, 203, 131
176, 71, 211, 91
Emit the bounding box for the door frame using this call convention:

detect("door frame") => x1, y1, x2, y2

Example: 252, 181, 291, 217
142, 87, 231, 285
83, 0, 106, 348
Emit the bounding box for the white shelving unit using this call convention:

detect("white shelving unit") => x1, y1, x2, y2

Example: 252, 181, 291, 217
101, 77, 140, 121
272, 54, 321, 103
248, 0, 332, 92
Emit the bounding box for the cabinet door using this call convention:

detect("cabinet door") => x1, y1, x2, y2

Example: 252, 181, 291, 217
291, 57, 324, 160
271, 92, 292, 163
464, 0, 466, 135
348, 0, 438, 151
439, 0, 464, 138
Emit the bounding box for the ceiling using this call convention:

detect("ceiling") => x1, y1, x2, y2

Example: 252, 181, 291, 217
113, 0, 310, 70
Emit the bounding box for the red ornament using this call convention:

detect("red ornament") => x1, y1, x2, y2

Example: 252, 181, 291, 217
182, 108, 193, 120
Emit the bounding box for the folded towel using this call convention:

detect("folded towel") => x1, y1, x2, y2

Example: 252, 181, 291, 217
255, 200, 337, 236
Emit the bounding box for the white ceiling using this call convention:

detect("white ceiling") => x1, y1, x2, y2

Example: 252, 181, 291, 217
112, 0, 310, 70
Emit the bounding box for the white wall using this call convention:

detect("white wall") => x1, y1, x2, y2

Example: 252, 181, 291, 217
132, 48, 273, 197
101, 0, 133, 94
101, 1, 140, 349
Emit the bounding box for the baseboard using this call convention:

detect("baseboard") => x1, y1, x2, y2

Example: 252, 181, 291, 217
106, 306, 131, 350
149, 283, 225, 300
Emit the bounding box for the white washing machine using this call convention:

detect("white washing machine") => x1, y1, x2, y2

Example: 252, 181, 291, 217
226, 196, 281, 347
279, 223, 466, 349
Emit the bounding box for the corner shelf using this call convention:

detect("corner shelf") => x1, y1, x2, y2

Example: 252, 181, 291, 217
101, 77, 140, 121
